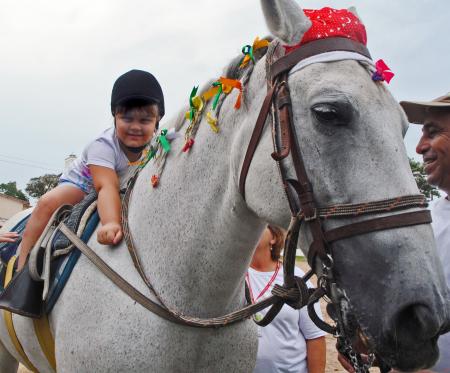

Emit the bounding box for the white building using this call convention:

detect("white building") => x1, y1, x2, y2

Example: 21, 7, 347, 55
0, 193, 30, 228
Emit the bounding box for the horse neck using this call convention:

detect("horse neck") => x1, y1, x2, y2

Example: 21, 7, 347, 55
127, 83, 270, 317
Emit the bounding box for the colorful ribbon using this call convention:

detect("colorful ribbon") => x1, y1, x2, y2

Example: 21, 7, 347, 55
187, 86, 200, 121
182, 138, 195, 152
240, 37, 270, 68
212, 81, 223, 110
206, 112, 219, 133
219, 77, 242, 109
372, 59, 395, 84
241, 44, 254, 67
151, 175, 159, 187
157, 129, 171, 153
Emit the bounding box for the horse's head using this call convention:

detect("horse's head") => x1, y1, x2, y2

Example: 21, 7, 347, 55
238, 0, 450, 370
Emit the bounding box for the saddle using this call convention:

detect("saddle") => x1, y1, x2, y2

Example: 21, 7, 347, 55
0, 192, 99, 318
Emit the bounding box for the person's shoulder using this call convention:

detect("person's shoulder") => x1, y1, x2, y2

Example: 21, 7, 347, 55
83, 127, 122, 168
93, 127, 116, 143
86, 127, 117, 150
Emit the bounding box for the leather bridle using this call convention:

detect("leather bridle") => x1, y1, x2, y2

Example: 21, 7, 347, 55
238, 36, 430, 371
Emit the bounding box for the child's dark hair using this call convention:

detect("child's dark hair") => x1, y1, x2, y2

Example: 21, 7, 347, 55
113, 99, 160, 130
267, 225, 285, 262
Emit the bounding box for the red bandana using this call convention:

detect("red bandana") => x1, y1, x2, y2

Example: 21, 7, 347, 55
285, 7, 367, 54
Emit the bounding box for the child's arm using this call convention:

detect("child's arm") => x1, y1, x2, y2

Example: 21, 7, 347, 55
89, 165, 123, 245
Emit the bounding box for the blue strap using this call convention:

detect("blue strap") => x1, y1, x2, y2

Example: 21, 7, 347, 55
45, 210, 100, 313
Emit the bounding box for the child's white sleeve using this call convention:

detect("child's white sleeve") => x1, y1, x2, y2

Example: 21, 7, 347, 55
85, 138, 116, 170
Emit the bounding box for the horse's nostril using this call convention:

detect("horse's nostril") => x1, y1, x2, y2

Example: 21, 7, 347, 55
393, 304, 440, 341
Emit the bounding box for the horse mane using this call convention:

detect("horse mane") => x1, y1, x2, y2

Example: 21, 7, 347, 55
171, 36, 273, 132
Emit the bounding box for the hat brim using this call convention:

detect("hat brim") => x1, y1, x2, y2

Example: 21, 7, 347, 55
400, 100, 450, 124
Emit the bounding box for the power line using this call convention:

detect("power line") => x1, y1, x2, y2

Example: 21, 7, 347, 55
0, 153, 60, 169
0, 158, 60, 173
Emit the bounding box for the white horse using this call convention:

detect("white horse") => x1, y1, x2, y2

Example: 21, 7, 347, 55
1, 0, 449, 371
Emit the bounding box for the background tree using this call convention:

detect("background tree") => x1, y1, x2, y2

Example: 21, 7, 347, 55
25, 173, 60, 199
0, 181, 29, 202
409, 158, 440, 200
0, 181, 28, 201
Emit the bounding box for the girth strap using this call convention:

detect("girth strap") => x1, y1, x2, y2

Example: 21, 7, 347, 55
33, 315, 56, 371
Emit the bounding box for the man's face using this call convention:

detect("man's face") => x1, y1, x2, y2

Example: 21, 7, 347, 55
416, 110, 450, 194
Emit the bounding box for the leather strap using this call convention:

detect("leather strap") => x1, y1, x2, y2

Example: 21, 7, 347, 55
239, 85, 276, 199
322, 210, 432, 244
271, 83, 291, 161
59, 224, 183, 325
3, 256, 39, 373
59, 223, 287, 328
269, 37, 371, 81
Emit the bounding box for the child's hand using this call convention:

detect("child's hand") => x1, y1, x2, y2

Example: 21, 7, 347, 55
97, 223, 123, 246
0, 232, 19, 243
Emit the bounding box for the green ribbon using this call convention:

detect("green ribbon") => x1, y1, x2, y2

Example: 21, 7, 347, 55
139, 146, 157, 169
242, 44, 254, 64
189, 86, 199, 121
212, 81, 223, 110
157, 129, 171, 153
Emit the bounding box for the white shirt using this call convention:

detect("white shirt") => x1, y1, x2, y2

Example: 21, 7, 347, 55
431, 196, 450, 372
60, 127, 131, 193
247, 266, 325, 373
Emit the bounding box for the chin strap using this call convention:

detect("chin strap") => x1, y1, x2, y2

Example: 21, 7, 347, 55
118, 138, 148, 154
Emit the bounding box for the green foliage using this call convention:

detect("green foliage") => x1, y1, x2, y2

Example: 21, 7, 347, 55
25, 174, 60, 198
409, 158, 440, 200
0, 181, 29, 202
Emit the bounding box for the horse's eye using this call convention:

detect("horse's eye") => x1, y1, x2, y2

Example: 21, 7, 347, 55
311, 103, 351, 126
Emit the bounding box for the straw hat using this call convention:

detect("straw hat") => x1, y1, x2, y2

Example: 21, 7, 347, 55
400, 93, 450, 124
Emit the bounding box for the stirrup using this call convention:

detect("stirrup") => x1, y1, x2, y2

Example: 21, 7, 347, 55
29, 204, 73, 301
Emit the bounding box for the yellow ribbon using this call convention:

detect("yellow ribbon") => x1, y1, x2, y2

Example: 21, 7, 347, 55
206, 112, 219, 133
185, 95, 204, 121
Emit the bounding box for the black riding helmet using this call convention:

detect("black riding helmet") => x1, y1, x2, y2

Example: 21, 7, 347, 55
111, 69, 165, 118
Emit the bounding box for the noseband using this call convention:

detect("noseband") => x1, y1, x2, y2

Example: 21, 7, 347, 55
239, 37, 430, 372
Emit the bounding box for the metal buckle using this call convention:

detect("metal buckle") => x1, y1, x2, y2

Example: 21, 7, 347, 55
304, 208, 317, 222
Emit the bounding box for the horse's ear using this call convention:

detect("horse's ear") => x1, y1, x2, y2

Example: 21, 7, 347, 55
260, 0, 311, 45
347, 6, 363, 23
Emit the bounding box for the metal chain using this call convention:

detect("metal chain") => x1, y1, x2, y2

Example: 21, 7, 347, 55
340, 337, 375, 373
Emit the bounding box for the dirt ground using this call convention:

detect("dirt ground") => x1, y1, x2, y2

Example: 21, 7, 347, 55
18, 261, 369, 373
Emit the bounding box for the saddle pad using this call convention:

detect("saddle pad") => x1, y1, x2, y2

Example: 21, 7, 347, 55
0, 192, 99, 316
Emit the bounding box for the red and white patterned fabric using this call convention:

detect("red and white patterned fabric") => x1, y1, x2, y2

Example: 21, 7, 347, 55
285, 7, 367, 54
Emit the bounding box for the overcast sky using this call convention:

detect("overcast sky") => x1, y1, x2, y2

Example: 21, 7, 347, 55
0, 0, 448, 197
